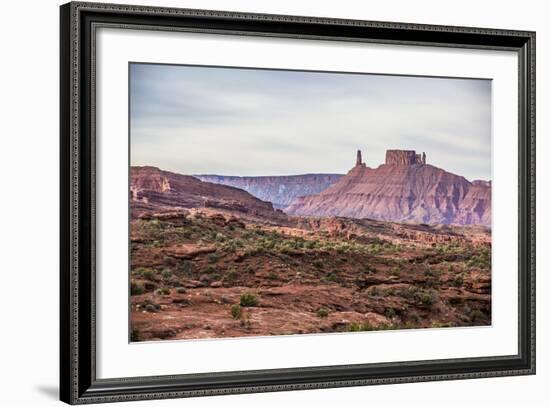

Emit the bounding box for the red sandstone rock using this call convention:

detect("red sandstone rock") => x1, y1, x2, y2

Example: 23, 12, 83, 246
131, 166, 279, 218
285, 150, 491, 226
385, 149, 419, 165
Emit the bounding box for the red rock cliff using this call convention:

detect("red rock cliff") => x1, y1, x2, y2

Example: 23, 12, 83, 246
285, 150, 491, 226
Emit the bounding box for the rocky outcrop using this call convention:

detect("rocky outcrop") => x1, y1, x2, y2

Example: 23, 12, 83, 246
194, 173, 343, 209
131, 166, 279, 218
386, 150, 418, 165
285, 150, 491, 226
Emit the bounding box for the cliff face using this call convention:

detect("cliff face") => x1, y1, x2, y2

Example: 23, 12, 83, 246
131, 166, 278, 217
193, 174, 343, 209
285, 150, 491, 226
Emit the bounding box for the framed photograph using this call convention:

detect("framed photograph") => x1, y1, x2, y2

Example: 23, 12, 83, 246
60, 1, 535, 404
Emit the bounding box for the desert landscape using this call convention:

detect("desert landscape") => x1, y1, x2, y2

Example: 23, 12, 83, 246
129, 149, 491, 341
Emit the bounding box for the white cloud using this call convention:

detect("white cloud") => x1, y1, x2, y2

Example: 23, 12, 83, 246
130, 64, 492, 181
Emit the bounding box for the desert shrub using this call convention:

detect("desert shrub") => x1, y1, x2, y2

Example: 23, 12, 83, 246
409, 312, 421, 324
167, 276, 181, 287
363, 265, 376, 275
130, 281, 144, 296
316, 307, 330, 318
223, 268, 238, 283
323, 272, 339, 283
134, 267, 155, 280
142, 299, 161, 312
145, 304, 158, 312
391, 267, 401, 277
203, 265, 217, 275
155, 287, 170, 296
137, 219, 167, 240
161, 269, 172, 279
240, 293, 259, 307
313, 259, 324, 269
221, 238, 244, 253
231, 304, 242, 319
175, 287, 186, 294
470, 309, 486, 323
142, 269, 155, 280
181, 229, 192, 239
414, 289, 435, 306
206, 253, 220, 264
424, 266, 435, 277
178, 260, 196, 276
466, 248, 491, 270
267, 272, 278, 280
384, 308, 397, 319
452, 274, 465, 287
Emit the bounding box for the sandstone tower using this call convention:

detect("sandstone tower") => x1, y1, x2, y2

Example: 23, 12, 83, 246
356, 149, 363, 166
385, 149, 427, 165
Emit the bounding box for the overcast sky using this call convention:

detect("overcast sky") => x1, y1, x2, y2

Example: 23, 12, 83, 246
130, 63, 492, 181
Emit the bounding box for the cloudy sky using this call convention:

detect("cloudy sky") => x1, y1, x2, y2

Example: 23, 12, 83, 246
130, 63, 492, 181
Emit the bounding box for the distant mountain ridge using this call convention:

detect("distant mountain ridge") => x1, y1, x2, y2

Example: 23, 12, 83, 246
285, 150, 491, 226
132, 148, 491, 227
194, 174, 343, 209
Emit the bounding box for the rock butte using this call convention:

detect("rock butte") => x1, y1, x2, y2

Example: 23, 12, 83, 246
285, 149, 491, 226
130, 166, 283, 220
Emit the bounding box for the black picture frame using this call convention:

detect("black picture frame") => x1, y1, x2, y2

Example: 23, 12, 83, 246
60, 2, 536, 404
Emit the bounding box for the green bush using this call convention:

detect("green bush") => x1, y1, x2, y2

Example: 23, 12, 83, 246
363, 265, 376, 275
142, 269, 155, 280
130, 281, 144, 296
231, 304, 242, 319
134, 267, 155, 280
316, 307, 330, 318
155, 287, 170, 296
323, 272, 339, 283
452, 274, 464, 287
313, 259, 324, 269
145, 304, 158, 312
141, 299, 161, 313
384, 308, 396, 319
178, 260, 195, 276
267, 272, 278, 280
415, 289, 435, 306
240, 293, 259, 307
470, 309, 485, 323
223, 268, 237, 282
206, 253, 220, 264
203, 265, 217, 275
